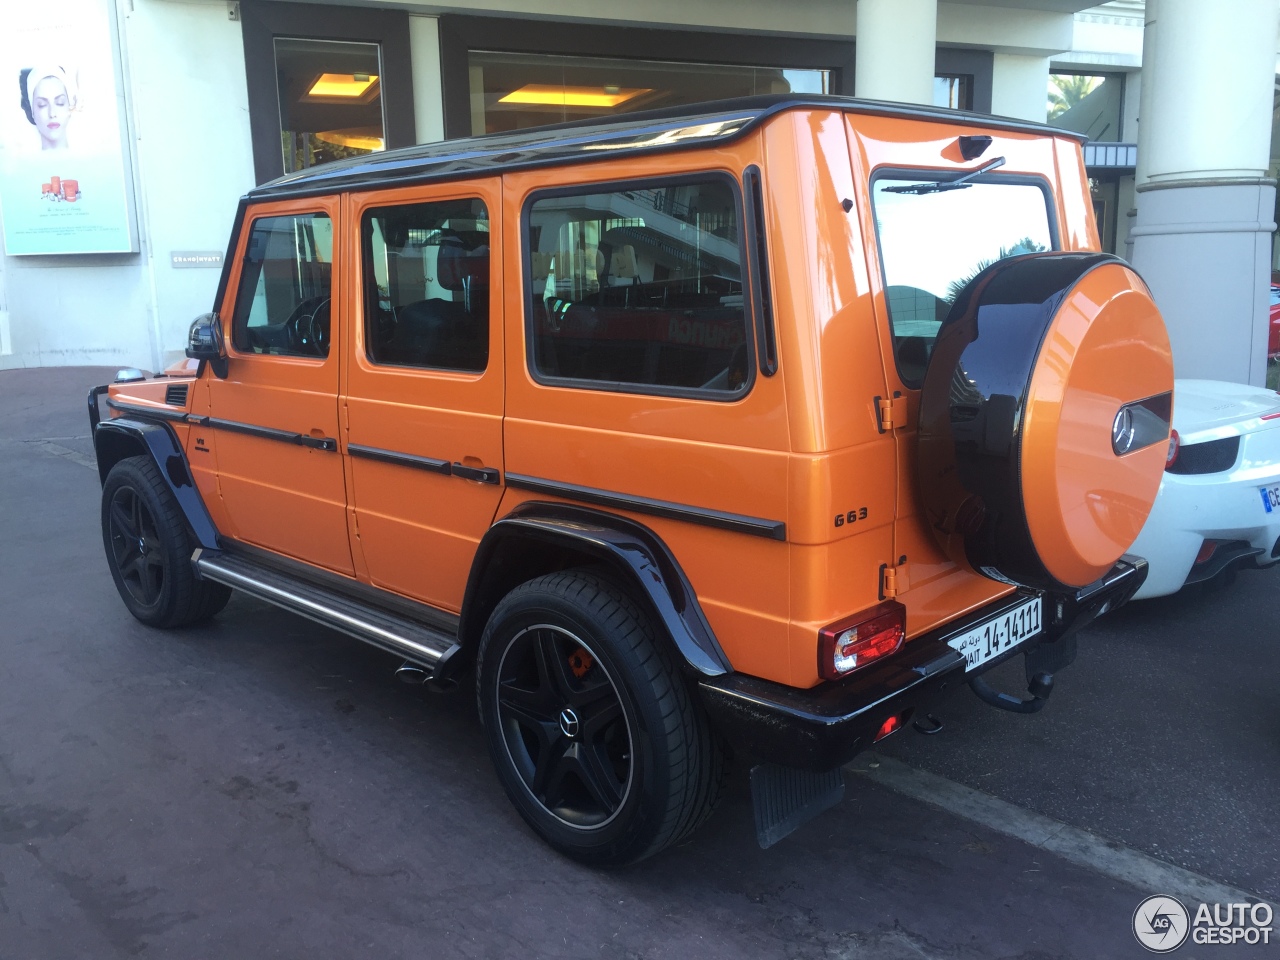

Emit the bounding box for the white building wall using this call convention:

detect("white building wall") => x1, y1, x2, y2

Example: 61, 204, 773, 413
0, 0, 255, 372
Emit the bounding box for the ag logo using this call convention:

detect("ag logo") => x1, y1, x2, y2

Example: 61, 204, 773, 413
1133, 895, 1190, 953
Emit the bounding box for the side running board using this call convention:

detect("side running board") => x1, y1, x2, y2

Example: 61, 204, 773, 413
192, 549, 460, 674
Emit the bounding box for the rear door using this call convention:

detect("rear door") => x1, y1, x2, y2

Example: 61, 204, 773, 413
499, 162, 792, 682
342, 181, 504, 611
845, 115, 1062, 630
206, 197, 352, 575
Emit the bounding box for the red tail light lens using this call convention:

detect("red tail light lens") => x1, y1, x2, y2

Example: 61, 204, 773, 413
1165, 429, 1180, 470
818, 601, 906, 680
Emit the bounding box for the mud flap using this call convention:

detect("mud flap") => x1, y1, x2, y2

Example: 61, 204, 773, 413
750, 763, 845, 849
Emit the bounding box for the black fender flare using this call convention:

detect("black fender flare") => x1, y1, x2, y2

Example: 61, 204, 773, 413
453, 501, 732, 679
91, 411, 220, 551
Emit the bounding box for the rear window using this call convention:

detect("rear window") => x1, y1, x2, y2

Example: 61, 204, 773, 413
525, 177, 751, 399
871, 176, 1055, 386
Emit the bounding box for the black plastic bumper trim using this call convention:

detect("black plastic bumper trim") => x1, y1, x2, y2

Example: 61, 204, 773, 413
697, 557, 1148, 771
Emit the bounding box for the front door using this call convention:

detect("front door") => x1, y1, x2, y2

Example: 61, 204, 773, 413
206, 197, 353, 576
343, 182, 505, 611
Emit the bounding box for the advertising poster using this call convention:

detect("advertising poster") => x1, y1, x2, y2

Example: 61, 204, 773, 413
0, 0, 137, 255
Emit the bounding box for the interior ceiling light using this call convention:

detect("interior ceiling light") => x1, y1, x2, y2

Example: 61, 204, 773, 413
306, 72, 380, 99
498, 84, 652, 108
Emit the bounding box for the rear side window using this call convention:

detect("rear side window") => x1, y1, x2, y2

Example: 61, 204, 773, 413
231, 212, 333, 358
525, 178, 751, 399
362, 198, 490, 372
871, 177, 1055, 386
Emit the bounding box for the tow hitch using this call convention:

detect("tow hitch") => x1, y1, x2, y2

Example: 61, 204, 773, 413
970, 670, 1054, 713
968, 632, 1077, 714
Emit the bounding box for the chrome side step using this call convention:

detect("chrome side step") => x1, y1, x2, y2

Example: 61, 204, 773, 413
193, 549, 460, 673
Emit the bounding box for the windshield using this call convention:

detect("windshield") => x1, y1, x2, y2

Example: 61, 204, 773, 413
871, 176, 1054, 385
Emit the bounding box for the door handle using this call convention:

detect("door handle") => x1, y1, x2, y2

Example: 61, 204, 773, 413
451, 462, 500, 484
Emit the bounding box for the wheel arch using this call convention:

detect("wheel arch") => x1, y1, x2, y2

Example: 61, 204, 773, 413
452, 502, 732, 681
93, 417, 219, 551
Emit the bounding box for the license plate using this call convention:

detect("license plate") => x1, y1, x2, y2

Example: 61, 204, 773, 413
947, 598, 1043, 672
1261, 484, 1280, 514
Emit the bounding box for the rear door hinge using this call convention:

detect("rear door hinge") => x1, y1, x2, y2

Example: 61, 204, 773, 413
879, 557, 910, 600
876, 392, 907, 433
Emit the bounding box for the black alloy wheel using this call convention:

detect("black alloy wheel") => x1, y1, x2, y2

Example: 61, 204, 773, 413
107, 483, 166, 607
477, 570, 725, 865
100, 456, 231, 628
495, 624, 632, 828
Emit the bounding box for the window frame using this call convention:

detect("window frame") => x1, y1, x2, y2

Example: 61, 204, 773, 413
520, 170, 759, 403
359, 196, 494, 374
239, 1, 416, 186
867, 166, 1061, 388
228, 209, 336, 361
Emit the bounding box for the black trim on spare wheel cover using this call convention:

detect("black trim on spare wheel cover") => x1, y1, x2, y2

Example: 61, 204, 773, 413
452, 501, 732, 681
916, 252, 1156, 592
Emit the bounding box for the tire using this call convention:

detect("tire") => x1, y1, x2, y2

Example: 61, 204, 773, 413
476, 570, 725, 865
101, 456, 231, 628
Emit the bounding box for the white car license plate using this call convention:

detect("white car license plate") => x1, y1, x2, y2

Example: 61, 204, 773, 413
947, 598, 1043, 672
1261, 483, 1280, 514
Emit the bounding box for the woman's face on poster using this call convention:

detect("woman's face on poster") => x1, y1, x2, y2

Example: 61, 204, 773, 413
32, 76, 71, 148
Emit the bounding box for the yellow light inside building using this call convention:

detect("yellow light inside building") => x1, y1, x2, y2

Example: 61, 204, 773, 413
307, 72, 380, 98
499, 84, 652, 108
314, 127, 385, 150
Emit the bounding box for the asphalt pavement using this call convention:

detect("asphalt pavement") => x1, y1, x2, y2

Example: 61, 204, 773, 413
0, 366, 1274, 959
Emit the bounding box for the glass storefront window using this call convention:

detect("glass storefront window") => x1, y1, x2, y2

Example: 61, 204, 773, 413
933, 75, 972, 110
468, 51, 829, 135
274, 38, 386, 174
1047, 72, 1124, 143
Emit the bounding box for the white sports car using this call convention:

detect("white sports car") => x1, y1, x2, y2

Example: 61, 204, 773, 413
1129, 379, 1280, 599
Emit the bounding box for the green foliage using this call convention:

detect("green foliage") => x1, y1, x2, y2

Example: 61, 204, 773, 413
945, 238, 1047, 304
1047, 74, 1100, 121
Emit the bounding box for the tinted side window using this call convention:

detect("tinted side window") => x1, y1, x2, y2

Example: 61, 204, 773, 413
526, 179, 750, 398
363, 198, 490, 372
231, 213, 332, 358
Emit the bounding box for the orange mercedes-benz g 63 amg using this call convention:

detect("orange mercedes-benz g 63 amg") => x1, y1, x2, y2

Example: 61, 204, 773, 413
90, 95, 1173, 864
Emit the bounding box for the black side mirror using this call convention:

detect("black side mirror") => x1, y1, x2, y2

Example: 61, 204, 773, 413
186, 312, 228, 379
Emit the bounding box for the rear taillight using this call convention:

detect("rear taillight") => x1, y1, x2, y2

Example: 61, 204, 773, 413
1165, 429, 1180, 470
818, 601, 906, 680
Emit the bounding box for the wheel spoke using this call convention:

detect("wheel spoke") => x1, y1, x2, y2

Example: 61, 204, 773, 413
530, 746, 572, 805
533, 630, 578, 700
579, 697, 622, 741
123, 554, 146, 583
571, 742, 625, 812
110, 498, 137, 539
497, 680, 558, 738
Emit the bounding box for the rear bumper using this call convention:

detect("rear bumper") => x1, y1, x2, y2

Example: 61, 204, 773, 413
697, 556, 1147, 772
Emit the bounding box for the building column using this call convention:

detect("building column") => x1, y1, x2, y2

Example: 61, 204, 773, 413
990, 54, 1051, 122
854, 0, 937, 105
1129, 0, 1279, 385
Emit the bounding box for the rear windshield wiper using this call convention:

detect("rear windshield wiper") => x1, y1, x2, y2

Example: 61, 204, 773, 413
883, 156, 1007, 195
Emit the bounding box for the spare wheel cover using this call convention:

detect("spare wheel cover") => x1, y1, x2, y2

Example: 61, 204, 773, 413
916, 253, 1173, 591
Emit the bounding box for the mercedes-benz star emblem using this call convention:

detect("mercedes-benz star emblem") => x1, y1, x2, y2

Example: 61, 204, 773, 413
558, 706, 580, 739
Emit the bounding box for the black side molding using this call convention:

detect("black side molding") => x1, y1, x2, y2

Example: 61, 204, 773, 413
505, 473, 786, 541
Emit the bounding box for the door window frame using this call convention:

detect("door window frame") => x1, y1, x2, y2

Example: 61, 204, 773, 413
219, 196, 344, 368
